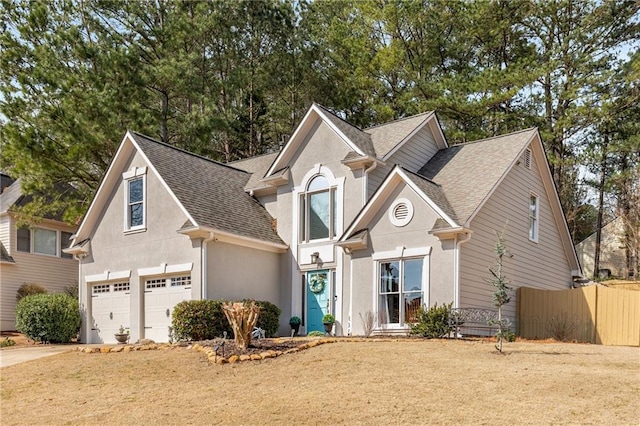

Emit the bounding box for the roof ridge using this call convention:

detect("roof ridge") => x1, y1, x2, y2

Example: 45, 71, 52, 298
228, 151, 278, 164
447, 127, 538, 147
364, 111, 433, 131
128, 130, 249, 175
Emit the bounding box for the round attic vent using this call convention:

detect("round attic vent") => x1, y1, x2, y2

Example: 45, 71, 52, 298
389, 198, 414, 227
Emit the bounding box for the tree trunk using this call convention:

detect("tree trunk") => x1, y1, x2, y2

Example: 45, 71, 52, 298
593, 134, 609, 280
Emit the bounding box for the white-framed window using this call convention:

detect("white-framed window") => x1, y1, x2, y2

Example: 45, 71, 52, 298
145, 275, 191, 290
16, 226, 74, 258
123, 167, 147, 232
378, 258, 424, 326
300, 175, 337, 242
529, 193, 539, 242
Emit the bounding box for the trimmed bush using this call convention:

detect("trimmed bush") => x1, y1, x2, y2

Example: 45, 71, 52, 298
172, 299, 282, 341
16, 283, 47, 302
251, 300, 281, 337
172, 300, 231, 341
15, 293, 81, 343
409, 302, 453, 339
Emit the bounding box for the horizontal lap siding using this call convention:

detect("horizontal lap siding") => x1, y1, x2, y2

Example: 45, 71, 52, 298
368, 127, 439, 199
1, 252, 78, 330
460, 149, 572, 320
0, 215, 10, 251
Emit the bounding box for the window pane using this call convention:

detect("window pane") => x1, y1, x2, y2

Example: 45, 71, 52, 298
403, 259, 423, 293
380, 261, 399, 293
307, 175, 329, 192
331, 188, 337, 237
17, 227, 30, 252
129, 178, 143, 203
379, 294, 400, 324
309, 190, 330, 240
404, 293, 422, 323
61, 231, 73, 259
300, 194, 305, 240
34, 228, 57, 255
130, 203, 143, 227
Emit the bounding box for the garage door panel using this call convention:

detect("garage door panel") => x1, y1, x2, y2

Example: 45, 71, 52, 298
144, 276, 191, 343
90, 282, 130, 344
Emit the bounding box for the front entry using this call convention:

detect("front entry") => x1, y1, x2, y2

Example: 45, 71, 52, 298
306, 270, 329, 333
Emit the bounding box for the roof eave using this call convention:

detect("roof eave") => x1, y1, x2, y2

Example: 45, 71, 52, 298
178, 226, 288, 253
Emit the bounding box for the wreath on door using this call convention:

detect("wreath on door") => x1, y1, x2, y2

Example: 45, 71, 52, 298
309, 274, 326, 294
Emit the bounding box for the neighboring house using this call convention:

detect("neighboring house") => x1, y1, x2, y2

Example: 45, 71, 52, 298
576, 217, 635, 279
0, 174, 78, 331
67, 104, 581, 343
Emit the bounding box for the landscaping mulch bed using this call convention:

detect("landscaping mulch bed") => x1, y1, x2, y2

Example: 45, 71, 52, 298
184, 337, 310, 357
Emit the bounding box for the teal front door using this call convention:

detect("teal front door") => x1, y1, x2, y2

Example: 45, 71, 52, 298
306, 270, 330, 333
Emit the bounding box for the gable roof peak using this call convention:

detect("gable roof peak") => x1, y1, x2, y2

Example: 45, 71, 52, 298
363, 110, 434, 132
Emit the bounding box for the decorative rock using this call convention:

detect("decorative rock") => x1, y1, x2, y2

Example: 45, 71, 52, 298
308, 341, 319, 347
123, 346, 132, 353
216, 358, 228, 365
239, 355, 251, 362
100, 347, 111, 353
275, 351, 283, 357
268, 350, 277, 357
228, 355, 240, 364
192, 344, 202, 351
259, 351, 273, 359
250, 354, 262, 361
284, 348, 299, 354
110, 346, 124, 353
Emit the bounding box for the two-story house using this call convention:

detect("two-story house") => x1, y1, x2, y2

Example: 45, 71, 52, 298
66, 104, 581, 343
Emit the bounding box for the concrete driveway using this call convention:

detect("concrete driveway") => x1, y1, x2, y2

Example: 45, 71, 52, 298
0, 345, 72, 368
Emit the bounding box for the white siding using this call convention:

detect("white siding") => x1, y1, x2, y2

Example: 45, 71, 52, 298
0, 214, 10, 252
368, 126, 440, 199
459, 147, 573, 321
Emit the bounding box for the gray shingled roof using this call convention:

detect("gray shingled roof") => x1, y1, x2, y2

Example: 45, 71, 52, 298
314, 104, 377, 157
129, 132, 284, 246
418, 128, 536, 225
229, 152, 279, 190
365, 112, 434, 158
0, 241, 14, 263
402, 168, 459, 224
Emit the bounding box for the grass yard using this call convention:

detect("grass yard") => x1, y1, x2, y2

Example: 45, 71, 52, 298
1, 339, 638, 425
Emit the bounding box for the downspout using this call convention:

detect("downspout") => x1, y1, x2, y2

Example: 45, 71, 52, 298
346, 247, 354, 336
454, 232, 472, 308
75, 253, 87, 343
363, 161, 378, 205
201, 232, 215, 300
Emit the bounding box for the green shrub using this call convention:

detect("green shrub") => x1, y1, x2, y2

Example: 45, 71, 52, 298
307, 330, 325, 337
322, 313, 335, 324
1, 338, 16, 347
15, 293, 81, 343
16, 283, 47, 302
409, 302, 453, 339
172, 300, 231, 341
252, 300, 281, 337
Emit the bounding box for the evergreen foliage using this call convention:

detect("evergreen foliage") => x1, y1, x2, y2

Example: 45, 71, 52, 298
16, 283, 48, 302
15, 293, 81, 343
409, 303, 453, 339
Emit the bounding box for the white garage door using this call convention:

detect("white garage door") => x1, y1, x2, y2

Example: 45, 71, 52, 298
144, 275, 191, 343
90, 282, 130, 344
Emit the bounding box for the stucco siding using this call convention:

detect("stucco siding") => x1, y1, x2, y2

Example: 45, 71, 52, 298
79, 150, 201, 343
347, 182, 455, 335
459, 147, 572, 321
207, 241, 284, 332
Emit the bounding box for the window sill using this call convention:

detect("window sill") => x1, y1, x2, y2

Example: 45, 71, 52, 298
124, 227, 147, 235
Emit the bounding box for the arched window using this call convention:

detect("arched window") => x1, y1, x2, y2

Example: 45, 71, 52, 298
300, 175, 337, 241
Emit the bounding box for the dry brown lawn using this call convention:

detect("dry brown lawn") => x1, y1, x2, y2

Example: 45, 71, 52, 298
1, 339, 639, 425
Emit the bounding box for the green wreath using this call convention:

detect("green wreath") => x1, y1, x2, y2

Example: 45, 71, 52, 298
309, 275, 326, 294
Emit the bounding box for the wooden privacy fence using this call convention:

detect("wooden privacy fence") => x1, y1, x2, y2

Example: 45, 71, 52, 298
517, 285, 640, 346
